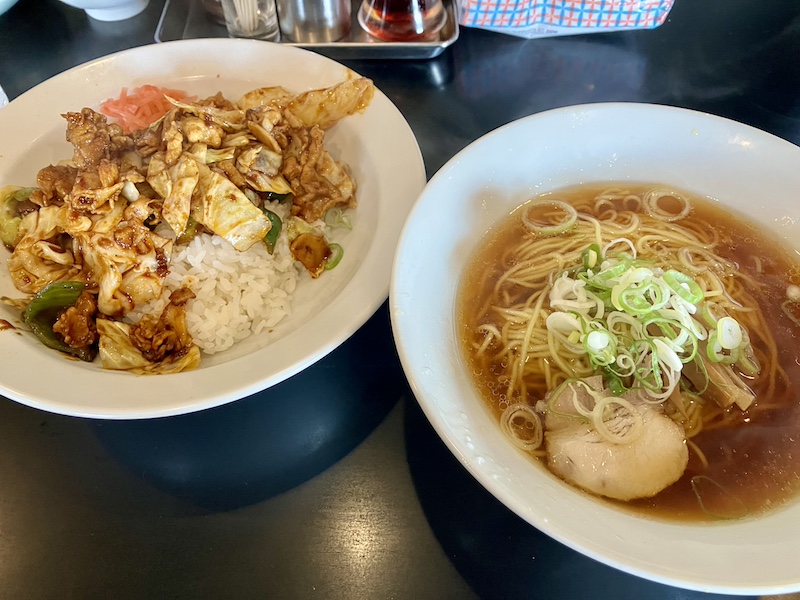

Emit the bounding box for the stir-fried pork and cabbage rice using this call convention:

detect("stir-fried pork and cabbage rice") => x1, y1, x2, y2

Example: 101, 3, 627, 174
0, 77, 374, 374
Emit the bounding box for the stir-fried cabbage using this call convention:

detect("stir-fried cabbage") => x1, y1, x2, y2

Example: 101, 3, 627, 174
1, 76, 375, 373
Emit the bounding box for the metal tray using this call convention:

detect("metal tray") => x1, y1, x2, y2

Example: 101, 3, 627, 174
155, 0, 459, 59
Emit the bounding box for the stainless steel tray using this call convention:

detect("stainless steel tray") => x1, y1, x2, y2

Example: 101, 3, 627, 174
155, 0, 459, 59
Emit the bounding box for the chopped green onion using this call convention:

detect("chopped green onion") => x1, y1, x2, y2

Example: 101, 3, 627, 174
325, 243, 343, 270
500, 403, 544, 451
735, 347, 761, 377
582, 244, 601, 270
614, 288, 653, 315
521, 199, 578, 236
324, 207, 352, 230
663, 269, 704, 304
699, 301, 726, 328
643, 188, 692, 222
716, 317, 742, 350
706, 331, 741, 364
653, 338, 683, 371
591, 395, 643, 445
545, 240, 757, 403
586, 330, 610, 351
594, 261, 628, 281
546, 311, 582, 335
603, 368, 626, 396
583, 329, 616, 366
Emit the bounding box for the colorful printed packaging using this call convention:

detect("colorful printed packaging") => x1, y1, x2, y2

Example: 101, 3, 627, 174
459, 0, 675, 39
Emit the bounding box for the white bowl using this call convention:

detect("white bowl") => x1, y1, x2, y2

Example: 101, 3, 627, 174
57, 0, 149, 21
0, 0, 20, 17
0, 40, 425, 419
390, 103, 800, 594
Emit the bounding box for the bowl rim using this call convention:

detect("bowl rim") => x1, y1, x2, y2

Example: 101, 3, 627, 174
0, 39, 426, 419
390, 101, 800, 595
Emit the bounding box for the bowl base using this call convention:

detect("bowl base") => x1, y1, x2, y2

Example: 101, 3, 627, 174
84, 0, 148, 20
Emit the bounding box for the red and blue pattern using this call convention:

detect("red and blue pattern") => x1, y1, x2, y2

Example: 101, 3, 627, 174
460, 0, 674, 32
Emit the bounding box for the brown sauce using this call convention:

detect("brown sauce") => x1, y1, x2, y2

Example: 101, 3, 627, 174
457, 183, 800, 521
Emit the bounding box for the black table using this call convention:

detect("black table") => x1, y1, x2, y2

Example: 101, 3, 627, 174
1, 1, 798, 597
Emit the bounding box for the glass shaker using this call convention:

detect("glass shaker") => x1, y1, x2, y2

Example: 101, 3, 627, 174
220, 0, 281, 40
357, 0, 445, 42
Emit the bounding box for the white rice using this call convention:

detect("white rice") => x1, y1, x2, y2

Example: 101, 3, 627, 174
128, 206, 303, 355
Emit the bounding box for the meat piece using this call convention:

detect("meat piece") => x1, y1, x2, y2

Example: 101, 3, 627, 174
162, 110, 184, 165
129, 287, 195, 362
97, 318, 200, 374
544, 378, 688, 501
52, 291, 98, 349
246, 107, 284, 154
198, 91, 237, 111
68, 163, 124, 213
133, 125, 163, 158
180, 115, 224, 147
236, 145, 292, 195
290, 232, 331, 278
281, 124, 356, 222
74, 207, 173, 316
214, 159, 248, 189
62, 108, 128, 169
32, 165, 78, 206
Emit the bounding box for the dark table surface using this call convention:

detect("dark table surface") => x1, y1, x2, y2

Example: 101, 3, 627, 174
1, 0, 799, 598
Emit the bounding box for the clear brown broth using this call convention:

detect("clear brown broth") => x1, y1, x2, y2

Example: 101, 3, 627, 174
457, 183, 800, 521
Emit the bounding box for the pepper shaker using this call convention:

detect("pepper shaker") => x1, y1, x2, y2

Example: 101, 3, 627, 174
276, 0, 351, 42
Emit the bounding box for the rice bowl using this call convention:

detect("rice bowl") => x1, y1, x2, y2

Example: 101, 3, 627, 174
0, 39, 425, 419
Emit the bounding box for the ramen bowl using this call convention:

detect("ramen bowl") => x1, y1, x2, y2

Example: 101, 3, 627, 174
390, 103, 800, 594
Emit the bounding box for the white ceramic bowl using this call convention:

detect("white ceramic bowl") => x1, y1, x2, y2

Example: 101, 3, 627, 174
0, 40, 425, 419
57, 0, 149, 21
390, 103, 800, 594
0, 0, 20, 17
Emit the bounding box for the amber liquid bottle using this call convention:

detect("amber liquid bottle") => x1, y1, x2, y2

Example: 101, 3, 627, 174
357, 0, 445, 42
